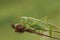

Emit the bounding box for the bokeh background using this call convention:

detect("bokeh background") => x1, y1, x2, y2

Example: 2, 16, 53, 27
0, 0, 60, 40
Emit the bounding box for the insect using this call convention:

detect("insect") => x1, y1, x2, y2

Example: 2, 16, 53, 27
11, 16, 60, 40
17, 16, 58, 36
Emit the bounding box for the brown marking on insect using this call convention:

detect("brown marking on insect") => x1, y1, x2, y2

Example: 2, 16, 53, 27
11, 24, 25, 33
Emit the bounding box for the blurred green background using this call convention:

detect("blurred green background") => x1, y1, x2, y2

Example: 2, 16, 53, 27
0, 0, 60, 40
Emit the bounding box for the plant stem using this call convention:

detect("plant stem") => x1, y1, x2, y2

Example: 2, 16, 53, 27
25, 29, 60, 40
44, 30, 60, 33
36, 32, 60, 40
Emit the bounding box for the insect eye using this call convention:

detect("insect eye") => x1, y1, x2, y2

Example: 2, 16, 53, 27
11, 24, 15, 29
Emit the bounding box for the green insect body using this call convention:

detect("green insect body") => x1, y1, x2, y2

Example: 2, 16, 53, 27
19, 16, 55, 36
